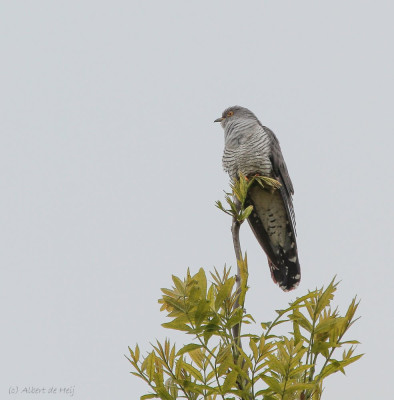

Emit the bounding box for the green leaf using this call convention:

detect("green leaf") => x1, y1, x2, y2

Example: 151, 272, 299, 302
155, 388, 175, 400
215, 200, 233, 216
194, 299, 210, 327
160, 288, 177, 297
311, 340, 339, 357
249, 338, 259, 360
175, 356, 183, 378
194, 268, 207, 297
242, 313, 255, 323
345, 297, 360, 324
162, 318, 192, 332
236, 346, 254, 371
207, 285, 215, 309
225, 194, 239, 215
214, 278, 234, 310
182, 361, 204, 382
222, 370, 238, 392
261, 321, 271, 330
267, 355, 287, 376
261, 375, 283, 394
289, 290, 317, 308
140, 395, 157, 400
255, 389, 277, 399
135, 344, 140, 361
238, 253, 249, 307
217, 344, 232, 364
342, 353, 364, 367
254, 175, 281, 190
172, 275, 185, 294
169, 345, 175, 369
315, 317, 339, 335
293, 317, 302, 345
318, 353, 363, 381
284, 382, 316, 393
189, 348, 204, 369
217, 355, 234, 377
176, 343, 203, 357
258, 336, 275, 358
161, 296, 186, 313
239, 205, 253, 221
289, 343, 307, 367
127, 346, 135, 361
145, 352, 156, 381
340, 340, 361, 345
315, 278, 338, 315
206, 369, 216, 382
289, 364, 314, 378
290, 310, 313, 332
226, 308, 243, 329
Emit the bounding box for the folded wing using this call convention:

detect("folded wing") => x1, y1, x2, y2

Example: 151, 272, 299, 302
245, 126, 301, 291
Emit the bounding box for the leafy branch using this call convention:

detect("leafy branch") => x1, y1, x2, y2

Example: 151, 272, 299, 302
127, 174, 363, 399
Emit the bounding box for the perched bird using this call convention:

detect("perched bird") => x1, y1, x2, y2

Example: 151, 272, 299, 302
215, 106, 300, 291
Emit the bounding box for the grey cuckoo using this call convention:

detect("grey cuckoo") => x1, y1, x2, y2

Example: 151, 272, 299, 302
215, 106, 301, 291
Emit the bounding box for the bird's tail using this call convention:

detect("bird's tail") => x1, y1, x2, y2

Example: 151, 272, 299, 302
268, 245, 301, 291
245, 182, 301, 291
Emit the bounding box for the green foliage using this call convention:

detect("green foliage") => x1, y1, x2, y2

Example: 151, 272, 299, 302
127, 266, 362, 400
216, 172, 281, 221
127, 174, 362, 399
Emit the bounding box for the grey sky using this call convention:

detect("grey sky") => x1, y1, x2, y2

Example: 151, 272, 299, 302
1, 1, 393, 398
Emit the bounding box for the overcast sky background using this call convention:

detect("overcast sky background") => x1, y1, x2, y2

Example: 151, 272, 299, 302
1, 1, 393, 398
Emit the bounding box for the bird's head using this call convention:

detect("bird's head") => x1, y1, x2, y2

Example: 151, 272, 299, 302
214, 106, 258, 129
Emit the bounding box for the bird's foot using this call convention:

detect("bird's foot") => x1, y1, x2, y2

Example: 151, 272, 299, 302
245, 173, 261, 181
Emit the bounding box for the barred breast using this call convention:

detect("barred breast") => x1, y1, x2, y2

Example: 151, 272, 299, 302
222, 124, 272, 179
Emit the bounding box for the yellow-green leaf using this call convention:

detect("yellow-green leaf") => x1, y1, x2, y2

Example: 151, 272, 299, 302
146, 352, 156, 381
176, 343, 203, 357
249, 339, 259, 360
140, 394, 157, 399
240, 205, 253, 221
189, 348, 204, 369
169, 344, 176, 369
222, 370, 238, 392
195, 299, 210, 327
261, 376, 283, 394
172, 275, 185, 294
182, 361, 204, 382
162, 317, 192, 332
214, 279, 234, 310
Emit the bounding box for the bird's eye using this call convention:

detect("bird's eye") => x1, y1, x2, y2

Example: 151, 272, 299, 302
227, 111, 234, 117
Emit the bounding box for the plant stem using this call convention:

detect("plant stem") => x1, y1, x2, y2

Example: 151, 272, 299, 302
231, 197, 243, 348
231, 197, 253, 400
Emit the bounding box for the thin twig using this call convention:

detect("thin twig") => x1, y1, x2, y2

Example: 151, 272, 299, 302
231, 197, 253, 400
231, 196, 243, 347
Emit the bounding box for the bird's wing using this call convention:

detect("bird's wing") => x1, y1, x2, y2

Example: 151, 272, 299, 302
245, 126, 300, 291
263, 126, 296, 231
265, 127, 294, 195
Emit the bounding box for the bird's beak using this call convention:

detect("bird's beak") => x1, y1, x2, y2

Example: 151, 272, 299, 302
214, 117, 224, 123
